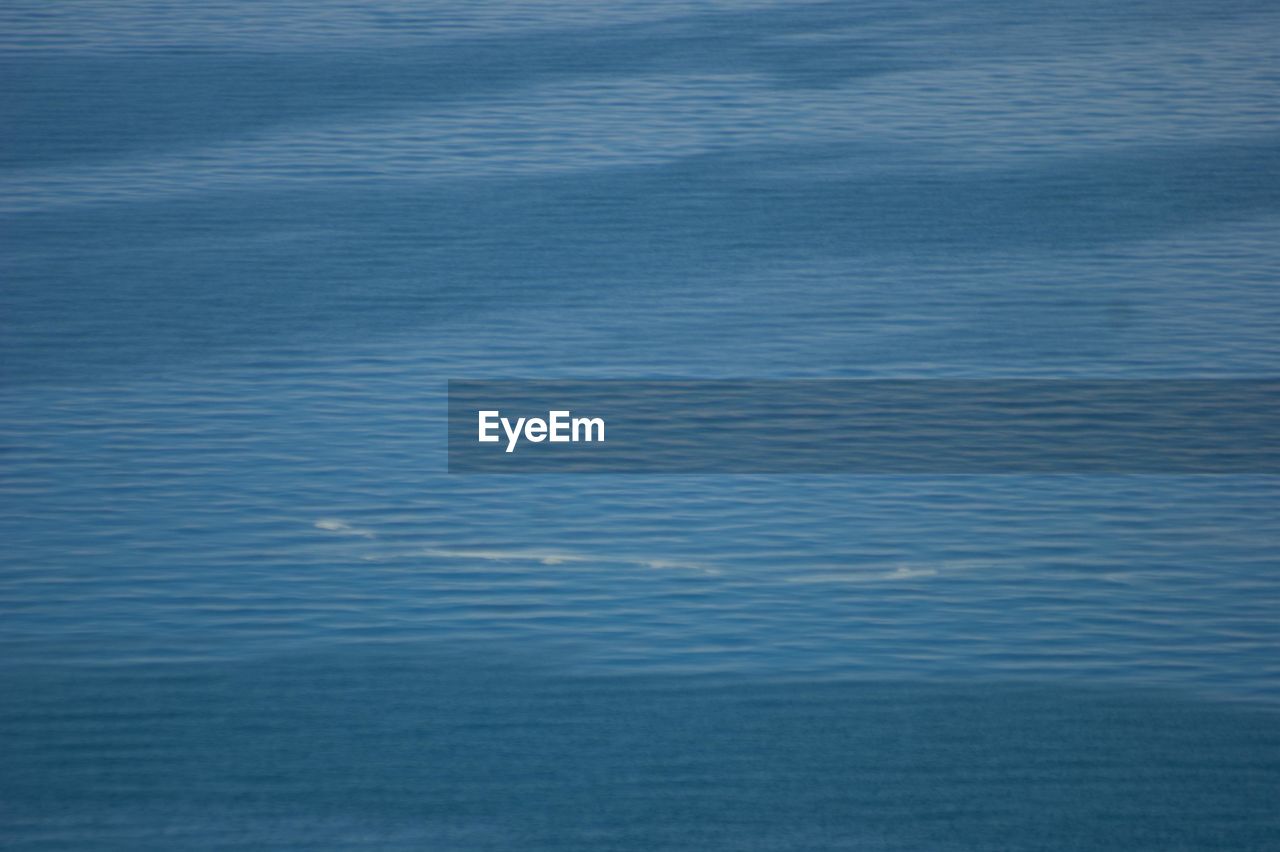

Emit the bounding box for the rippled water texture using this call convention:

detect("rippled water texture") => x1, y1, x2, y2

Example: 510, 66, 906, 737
2, 1, 1279, 848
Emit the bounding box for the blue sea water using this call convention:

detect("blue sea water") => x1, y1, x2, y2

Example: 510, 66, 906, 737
2, 1, 1279, 848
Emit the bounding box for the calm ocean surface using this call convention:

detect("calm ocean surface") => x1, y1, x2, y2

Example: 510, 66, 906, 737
2, 1, 1279, 849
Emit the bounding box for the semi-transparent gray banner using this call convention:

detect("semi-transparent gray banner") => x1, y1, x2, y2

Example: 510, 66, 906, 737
447, 380, 1280, 473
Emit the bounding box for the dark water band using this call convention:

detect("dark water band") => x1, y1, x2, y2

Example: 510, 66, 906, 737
448, 380, 1280, 473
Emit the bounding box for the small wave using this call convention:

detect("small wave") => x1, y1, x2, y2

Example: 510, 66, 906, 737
420, 546, 718, 575
313, 518, 376, 538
